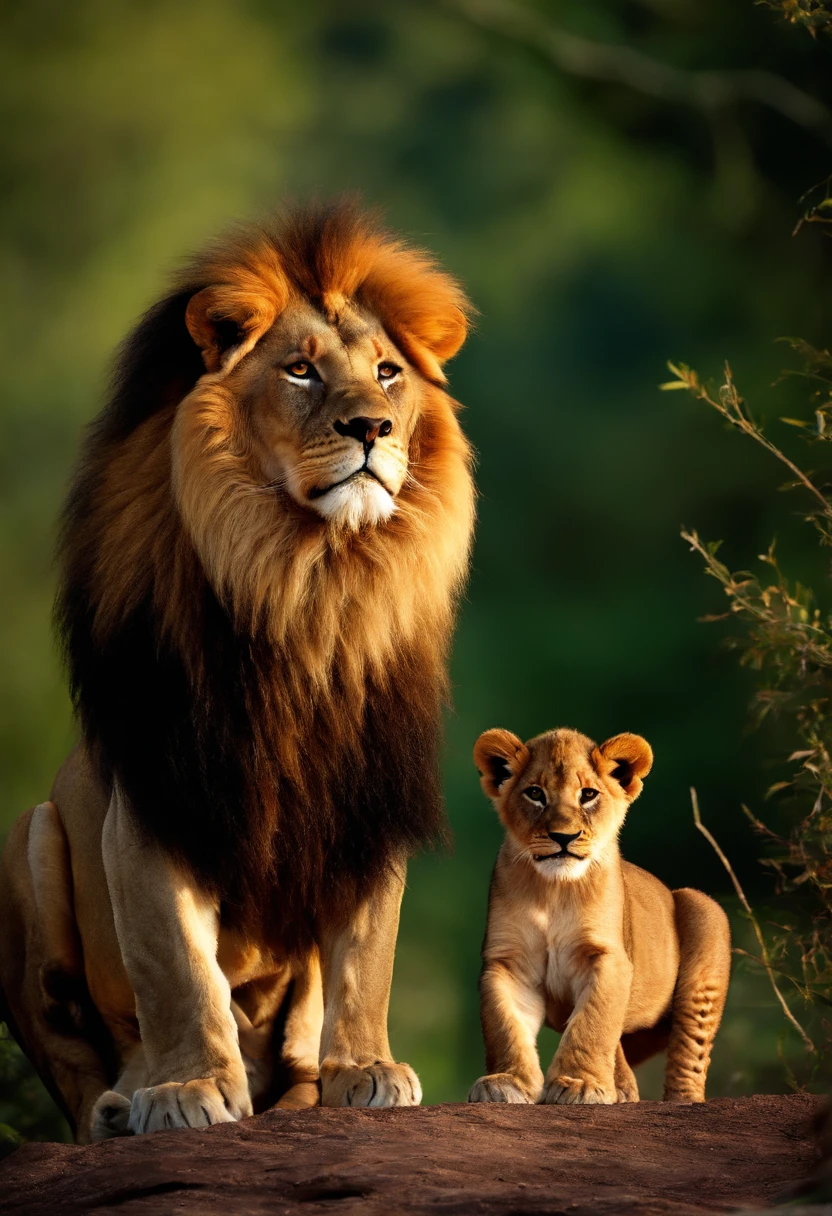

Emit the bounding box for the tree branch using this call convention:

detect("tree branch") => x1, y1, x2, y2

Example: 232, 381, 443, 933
691, 787, 815, 1053
440, 0, 832, 148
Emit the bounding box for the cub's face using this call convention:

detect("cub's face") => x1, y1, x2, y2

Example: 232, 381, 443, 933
199, 297, 424, 531
473, 727, 653, 881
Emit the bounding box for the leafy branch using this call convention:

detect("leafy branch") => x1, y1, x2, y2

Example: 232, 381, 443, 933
669, 352, 832, 1062
691, 787, 815, 1051
440, 0, 832, 148
760, 0, 832, 37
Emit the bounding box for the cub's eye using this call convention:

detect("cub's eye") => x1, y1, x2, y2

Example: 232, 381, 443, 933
523, 785, 546, 805
580, 788, 599, 805
378, 362, 400, 383
285, 360, 317, 380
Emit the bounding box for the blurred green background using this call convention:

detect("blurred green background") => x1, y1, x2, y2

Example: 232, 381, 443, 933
2, 0, 832, 1138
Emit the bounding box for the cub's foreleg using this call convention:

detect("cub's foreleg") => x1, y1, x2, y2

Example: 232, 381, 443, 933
468, 961, 544, 1104
102, 789, 251, 1134
614, 1042, 639, 1103
542, 946, 632, 1105
318, 863, 421, 1108
664, 888, 730, 1103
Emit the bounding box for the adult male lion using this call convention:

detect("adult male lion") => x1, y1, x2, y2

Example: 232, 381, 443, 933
0, 203, 475, 1142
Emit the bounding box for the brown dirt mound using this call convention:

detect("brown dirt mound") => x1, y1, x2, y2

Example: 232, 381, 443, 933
0, 1094, 823, 1215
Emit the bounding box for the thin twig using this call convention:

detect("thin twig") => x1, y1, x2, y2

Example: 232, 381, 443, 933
690, 786, 815, 1052
440, 0, 832, 147
673, 361, 832, 516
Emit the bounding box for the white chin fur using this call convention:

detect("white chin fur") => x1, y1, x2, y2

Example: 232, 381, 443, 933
535, 855, 592, 882
312, 476, 396, 530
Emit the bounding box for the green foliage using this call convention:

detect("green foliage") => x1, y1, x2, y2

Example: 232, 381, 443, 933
760, 0, 832, 36
0, 1024, 70, 1146
668, 351, 832, 1068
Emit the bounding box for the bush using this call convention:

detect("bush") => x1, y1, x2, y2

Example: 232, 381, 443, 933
668, 341, 832, 1078
0, 1023, 70, 1147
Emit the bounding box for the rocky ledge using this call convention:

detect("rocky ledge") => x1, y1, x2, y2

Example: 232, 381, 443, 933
0, 1094, 824, 1215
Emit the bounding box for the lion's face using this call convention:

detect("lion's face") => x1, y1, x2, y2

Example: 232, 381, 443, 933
230, 298, 420, 530
474, 728, 653, 881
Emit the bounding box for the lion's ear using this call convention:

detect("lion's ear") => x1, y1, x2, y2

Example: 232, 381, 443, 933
474, 729, 530, 800
360, 252, 472, 385
593, 733, 653, 802
401, 316, 468, 385
185, 286, 279, 374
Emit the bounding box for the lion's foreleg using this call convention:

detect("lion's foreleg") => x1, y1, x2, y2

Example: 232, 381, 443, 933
468, 961, 545, 1104
542, 948, 631, 1105
318, 864, 420, 1108
102, 789, 251, 1134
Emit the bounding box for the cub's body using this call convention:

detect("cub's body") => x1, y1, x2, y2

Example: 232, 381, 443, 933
471, 727, 730, 1105
487, 850, 679, 1038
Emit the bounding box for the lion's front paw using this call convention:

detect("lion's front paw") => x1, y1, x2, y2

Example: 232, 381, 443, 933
127, 1077, 252, 1134
542, 1074, 616, 1105
468, 1073, 536, 1104
320, 1061, 421, 1108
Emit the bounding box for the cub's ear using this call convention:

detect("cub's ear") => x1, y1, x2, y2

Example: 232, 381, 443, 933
593, 733, 653, 802
185, 285, 282, 374
473, 729, 530, 800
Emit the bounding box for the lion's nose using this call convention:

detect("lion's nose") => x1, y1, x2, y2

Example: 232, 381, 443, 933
333, 416, 393, 446
547, 830, 582, 850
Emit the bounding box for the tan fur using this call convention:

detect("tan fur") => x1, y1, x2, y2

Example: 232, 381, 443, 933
0, 205, 475, 1141
469, 727, 731, 1105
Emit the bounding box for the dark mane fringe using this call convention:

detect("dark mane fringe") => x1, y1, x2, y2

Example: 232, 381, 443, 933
55, 202, 473, 950
62, 579, 448, 948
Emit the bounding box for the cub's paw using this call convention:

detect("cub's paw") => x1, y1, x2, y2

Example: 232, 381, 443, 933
542, 1075, 616, 1105
468, 1073, 535, 1104
616, 1083, 639, 1103
127, 1077, 253, 1134
90, 1090, 132, 1141
321, 1061, 421, 1108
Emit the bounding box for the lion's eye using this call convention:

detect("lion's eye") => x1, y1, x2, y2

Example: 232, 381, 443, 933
523, 785, 546, 805
378, 362, 400, 383
580, 788, 599, 805
285, 360, 317, 380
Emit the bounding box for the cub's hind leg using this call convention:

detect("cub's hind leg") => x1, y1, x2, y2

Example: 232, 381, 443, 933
664, 888, 730, 1103
0, 802, 115, 1143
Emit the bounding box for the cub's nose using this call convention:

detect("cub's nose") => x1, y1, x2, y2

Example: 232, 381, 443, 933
333, 416, 393, 445
547, 830, 582, 850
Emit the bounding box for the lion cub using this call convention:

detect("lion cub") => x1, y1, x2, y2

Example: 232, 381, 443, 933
469, 727, 730, 1105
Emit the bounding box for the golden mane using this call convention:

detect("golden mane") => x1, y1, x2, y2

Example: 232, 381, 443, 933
56, 202, 476, 940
